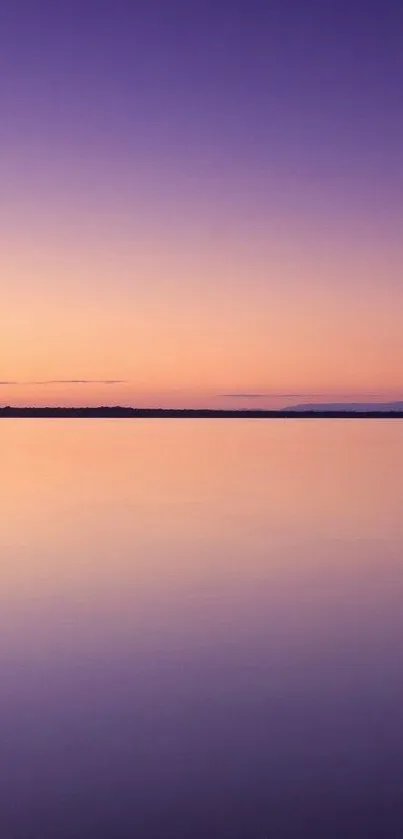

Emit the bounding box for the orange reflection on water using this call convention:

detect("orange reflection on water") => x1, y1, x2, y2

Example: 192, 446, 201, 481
0, 419, 402, 656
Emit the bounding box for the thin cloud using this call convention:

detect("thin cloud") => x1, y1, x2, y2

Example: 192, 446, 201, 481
0, 379, 126, 386
33, 379, 127, 385
223, 392, 390, 399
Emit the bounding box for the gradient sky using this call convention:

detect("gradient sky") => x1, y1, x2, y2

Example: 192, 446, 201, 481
2, 0, 403, 407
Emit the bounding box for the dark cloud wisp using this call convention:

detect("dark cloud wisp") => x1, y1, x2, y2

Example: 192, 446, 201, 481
0, 380, 126, 386
223, 392, 390, 399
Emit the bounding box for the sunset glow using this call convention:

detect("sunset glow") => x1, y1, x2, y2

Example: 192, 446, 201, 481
2, 1, 402, 408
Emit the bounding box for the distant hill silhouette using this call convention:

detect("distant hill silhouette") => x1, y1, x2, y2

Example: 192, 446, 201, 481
287, 400, 403, 412
1, 406, 403, 419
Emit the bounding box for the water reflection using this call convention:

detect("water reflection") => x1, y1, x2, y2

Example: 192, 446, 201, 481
0, 420, 402, 837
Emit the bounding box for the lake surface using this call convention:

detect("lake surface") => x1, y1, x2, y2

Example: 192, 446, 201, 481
1, 420, 402, 838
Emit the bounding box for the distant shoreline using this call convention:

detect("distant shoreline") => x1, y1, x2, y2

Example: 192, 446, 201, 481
1, 408, 403, 419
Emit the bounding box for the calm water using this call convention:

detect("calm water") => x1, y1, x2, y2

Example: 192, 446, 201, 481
1, 420, 402, 838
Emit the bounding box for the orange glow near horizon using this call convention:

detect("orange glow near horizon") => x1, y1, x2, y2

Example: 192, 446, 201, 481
2, 214, 403, 408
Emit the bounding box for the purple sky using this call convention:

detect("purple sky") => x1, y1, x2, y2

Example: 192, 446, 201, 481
2, 0, 403, 406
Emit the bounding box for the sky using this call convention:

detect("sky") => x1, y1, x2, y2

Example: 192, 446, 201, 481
1, 0, 403, 408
